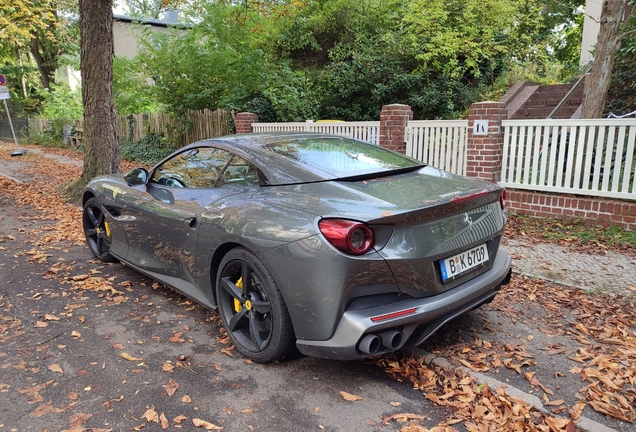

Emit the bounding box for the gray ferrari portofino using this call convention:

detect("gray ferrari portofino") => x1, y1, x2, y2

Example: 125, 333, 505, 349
82, 132, 511, 362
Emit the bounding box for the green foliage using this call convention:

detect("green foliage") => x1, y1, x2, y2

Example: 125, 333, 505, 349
119, 132, 176, 165
401, 0, 515, 80
135, 4, 269, 114
126, 0, 598, 121
113, 56, 165, 114
38, 83, 83, 141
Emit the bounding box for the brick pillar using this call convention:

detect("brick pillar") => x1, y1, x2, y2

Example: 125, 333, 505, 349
465, 102, 507, 183
379, 104, 413, 154
234, 112, 259, 134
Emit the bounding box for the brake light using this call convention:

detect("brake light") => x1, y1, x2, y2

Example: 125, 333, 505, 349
500, 188, 507, 210
318, 219, 374, 255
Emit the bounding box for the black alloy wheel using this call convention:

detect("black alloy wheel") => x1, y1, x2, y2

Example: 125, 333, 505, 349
83, 197, 116, 262
216, 248, 295, 363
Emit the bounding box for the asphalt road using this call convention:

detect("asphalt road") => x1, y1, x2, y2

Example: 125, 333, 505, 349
0, 190, 449, 431
1, 145, 633, 432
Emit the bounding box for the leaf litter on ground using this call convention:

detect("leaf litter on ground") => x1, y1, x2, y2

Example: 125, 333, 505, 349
2, 143, 635, 430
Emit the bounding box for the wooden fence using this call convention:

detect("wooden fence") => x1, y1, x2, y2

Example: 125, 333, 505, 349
16, 109, 233, 148
117, 109, 233, 147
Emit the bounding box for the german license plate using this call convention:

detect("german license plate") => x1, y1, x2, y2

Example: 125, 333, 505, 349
440, 243, 489, 281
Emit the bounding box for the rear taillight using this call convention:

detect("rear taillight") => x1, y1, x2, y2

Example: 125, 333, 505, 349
500, 188, 507, 210
318, 219, 374, 255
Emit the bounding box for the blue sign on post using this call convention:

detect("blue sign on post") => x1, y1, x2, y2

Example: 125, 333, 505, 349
0, 74, 5, 86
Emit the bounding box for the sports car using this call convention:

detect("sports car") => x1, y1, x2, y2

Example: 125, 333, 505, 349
82, 132, 511, 362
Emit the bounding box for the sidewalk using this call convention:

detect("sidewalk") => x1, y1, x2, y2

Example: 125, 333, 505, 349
502, 238, 636, 297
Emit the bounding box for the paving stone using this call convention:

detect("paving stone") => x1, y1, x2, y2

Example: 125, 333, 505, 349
502, 238, 636, 297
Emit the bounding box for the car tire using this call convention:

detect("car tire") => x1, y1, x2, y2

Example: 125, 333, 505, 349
216, 247, 295, 363
82, 197, 117, 262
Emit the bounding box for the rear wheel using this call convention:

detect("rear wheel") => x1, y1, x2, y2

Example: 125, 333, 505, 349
216, 248, 295, 362
83, 197, 117, 262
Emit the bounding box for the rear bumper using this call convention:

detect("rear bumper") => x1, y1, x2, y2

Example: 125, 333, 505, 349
296, 250, 512, 360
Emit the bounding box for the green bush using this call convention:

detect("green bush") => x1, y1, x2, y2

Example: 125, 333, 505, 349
119, 133, 176, 165
39, 83, 83, 142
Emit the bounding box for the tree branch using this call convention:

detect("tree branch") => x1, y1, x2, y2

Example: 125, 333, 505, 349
619, 28, 636, 39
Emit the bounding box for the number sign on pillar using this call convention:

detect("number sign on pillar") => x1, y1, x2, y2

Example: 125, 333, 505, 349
473, 120, 488, 136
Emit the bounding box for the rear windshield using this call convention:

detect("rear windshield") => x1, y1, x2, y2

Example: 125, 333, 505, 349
264, 137, 422, 178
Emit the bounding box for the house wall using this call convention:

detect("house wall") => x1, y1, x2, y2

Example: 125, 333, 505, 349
113, 20, 174, 59
580, 0, 603, 66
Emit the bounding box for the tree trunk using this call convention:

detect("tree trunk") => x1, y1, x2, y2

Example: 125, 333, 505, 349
581, 0, 629, 118
69, 0, 121, 201
14, 45, 29, 99
30, 36, 52, 90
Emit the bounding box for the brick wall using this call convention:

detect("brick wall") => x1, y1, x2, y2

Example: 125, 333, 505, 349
379, 104, 413, 153
507, 190, 636, 230
465, 102, 507, 183
234, 112, 258, 134
503, 82, 584, 120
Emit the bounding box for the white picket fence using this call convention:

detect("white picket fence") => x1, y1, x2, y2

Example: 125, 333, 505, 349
252, 121, 380, 145
500, 119, 636, 200
405, 120, 468, 176
252, 117, 636, 202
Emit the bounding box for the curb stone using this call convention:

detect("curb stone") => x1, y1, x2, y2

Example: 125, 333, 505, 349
411, 348, 618, 432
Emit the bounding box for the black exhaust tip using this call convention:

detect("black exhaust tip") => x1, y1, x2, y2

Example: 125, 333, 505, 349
358, 334, 381, 355
380, 330, 403, 350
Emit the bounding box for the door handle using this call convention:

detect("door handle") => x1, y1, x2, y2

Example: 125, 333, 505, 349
184, 217, 197, 228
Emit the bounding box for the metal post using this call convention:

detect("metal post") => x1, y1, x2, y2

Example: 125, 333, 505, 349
3, 99, 26, 156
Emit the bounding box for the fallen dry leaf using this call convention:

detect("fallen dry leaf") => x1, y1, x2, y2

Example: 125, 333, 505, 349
173, 415, 188, 424
182, 395, 192, 404
192, 418, 223, 430
48, 364, 63, 373
382, 413, 428, 425
160, 412, 169, 429
339, 391, 364, 401
120, 352, 143, 362
165, 379, 179, 397
68, 412, 92, 427
162, 362, 175, 372
142, 407, 159, 423
29, 401, 55, 417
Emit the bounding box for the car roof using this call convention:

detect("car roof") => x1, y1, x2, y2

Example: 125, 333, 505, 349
180, 132, 372, 185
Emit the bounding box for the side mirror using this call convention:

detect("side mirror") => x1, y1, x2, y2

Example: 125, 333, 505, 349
124, 168, 148, 186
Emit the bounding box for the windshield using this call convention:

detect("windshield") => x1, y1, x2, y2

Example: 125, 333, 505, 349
264, 137, 422, 178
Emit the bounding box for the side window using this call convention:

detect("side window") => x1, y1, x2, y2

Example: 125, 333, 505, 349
216, 156, 260, 188
151, 147, 232, 188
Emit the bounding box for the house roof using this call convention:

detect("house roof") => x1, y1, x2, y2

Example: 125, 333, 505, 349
113, 14, 191, 29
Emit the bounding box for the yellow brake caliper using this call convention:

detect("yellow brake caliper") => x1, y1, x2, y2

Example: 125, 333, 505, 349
233, 277, 243, 312
103, 221, 111, 237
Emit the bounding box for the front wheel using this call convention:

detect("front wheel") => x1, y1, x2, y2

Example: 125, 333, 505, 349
83, 197, 117, 262
215, 248, 295, 363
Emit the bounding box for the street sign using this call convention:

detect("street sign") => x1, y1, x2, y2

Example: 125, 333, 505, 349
0, 74, 5, 86
0, 85, 9, 100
